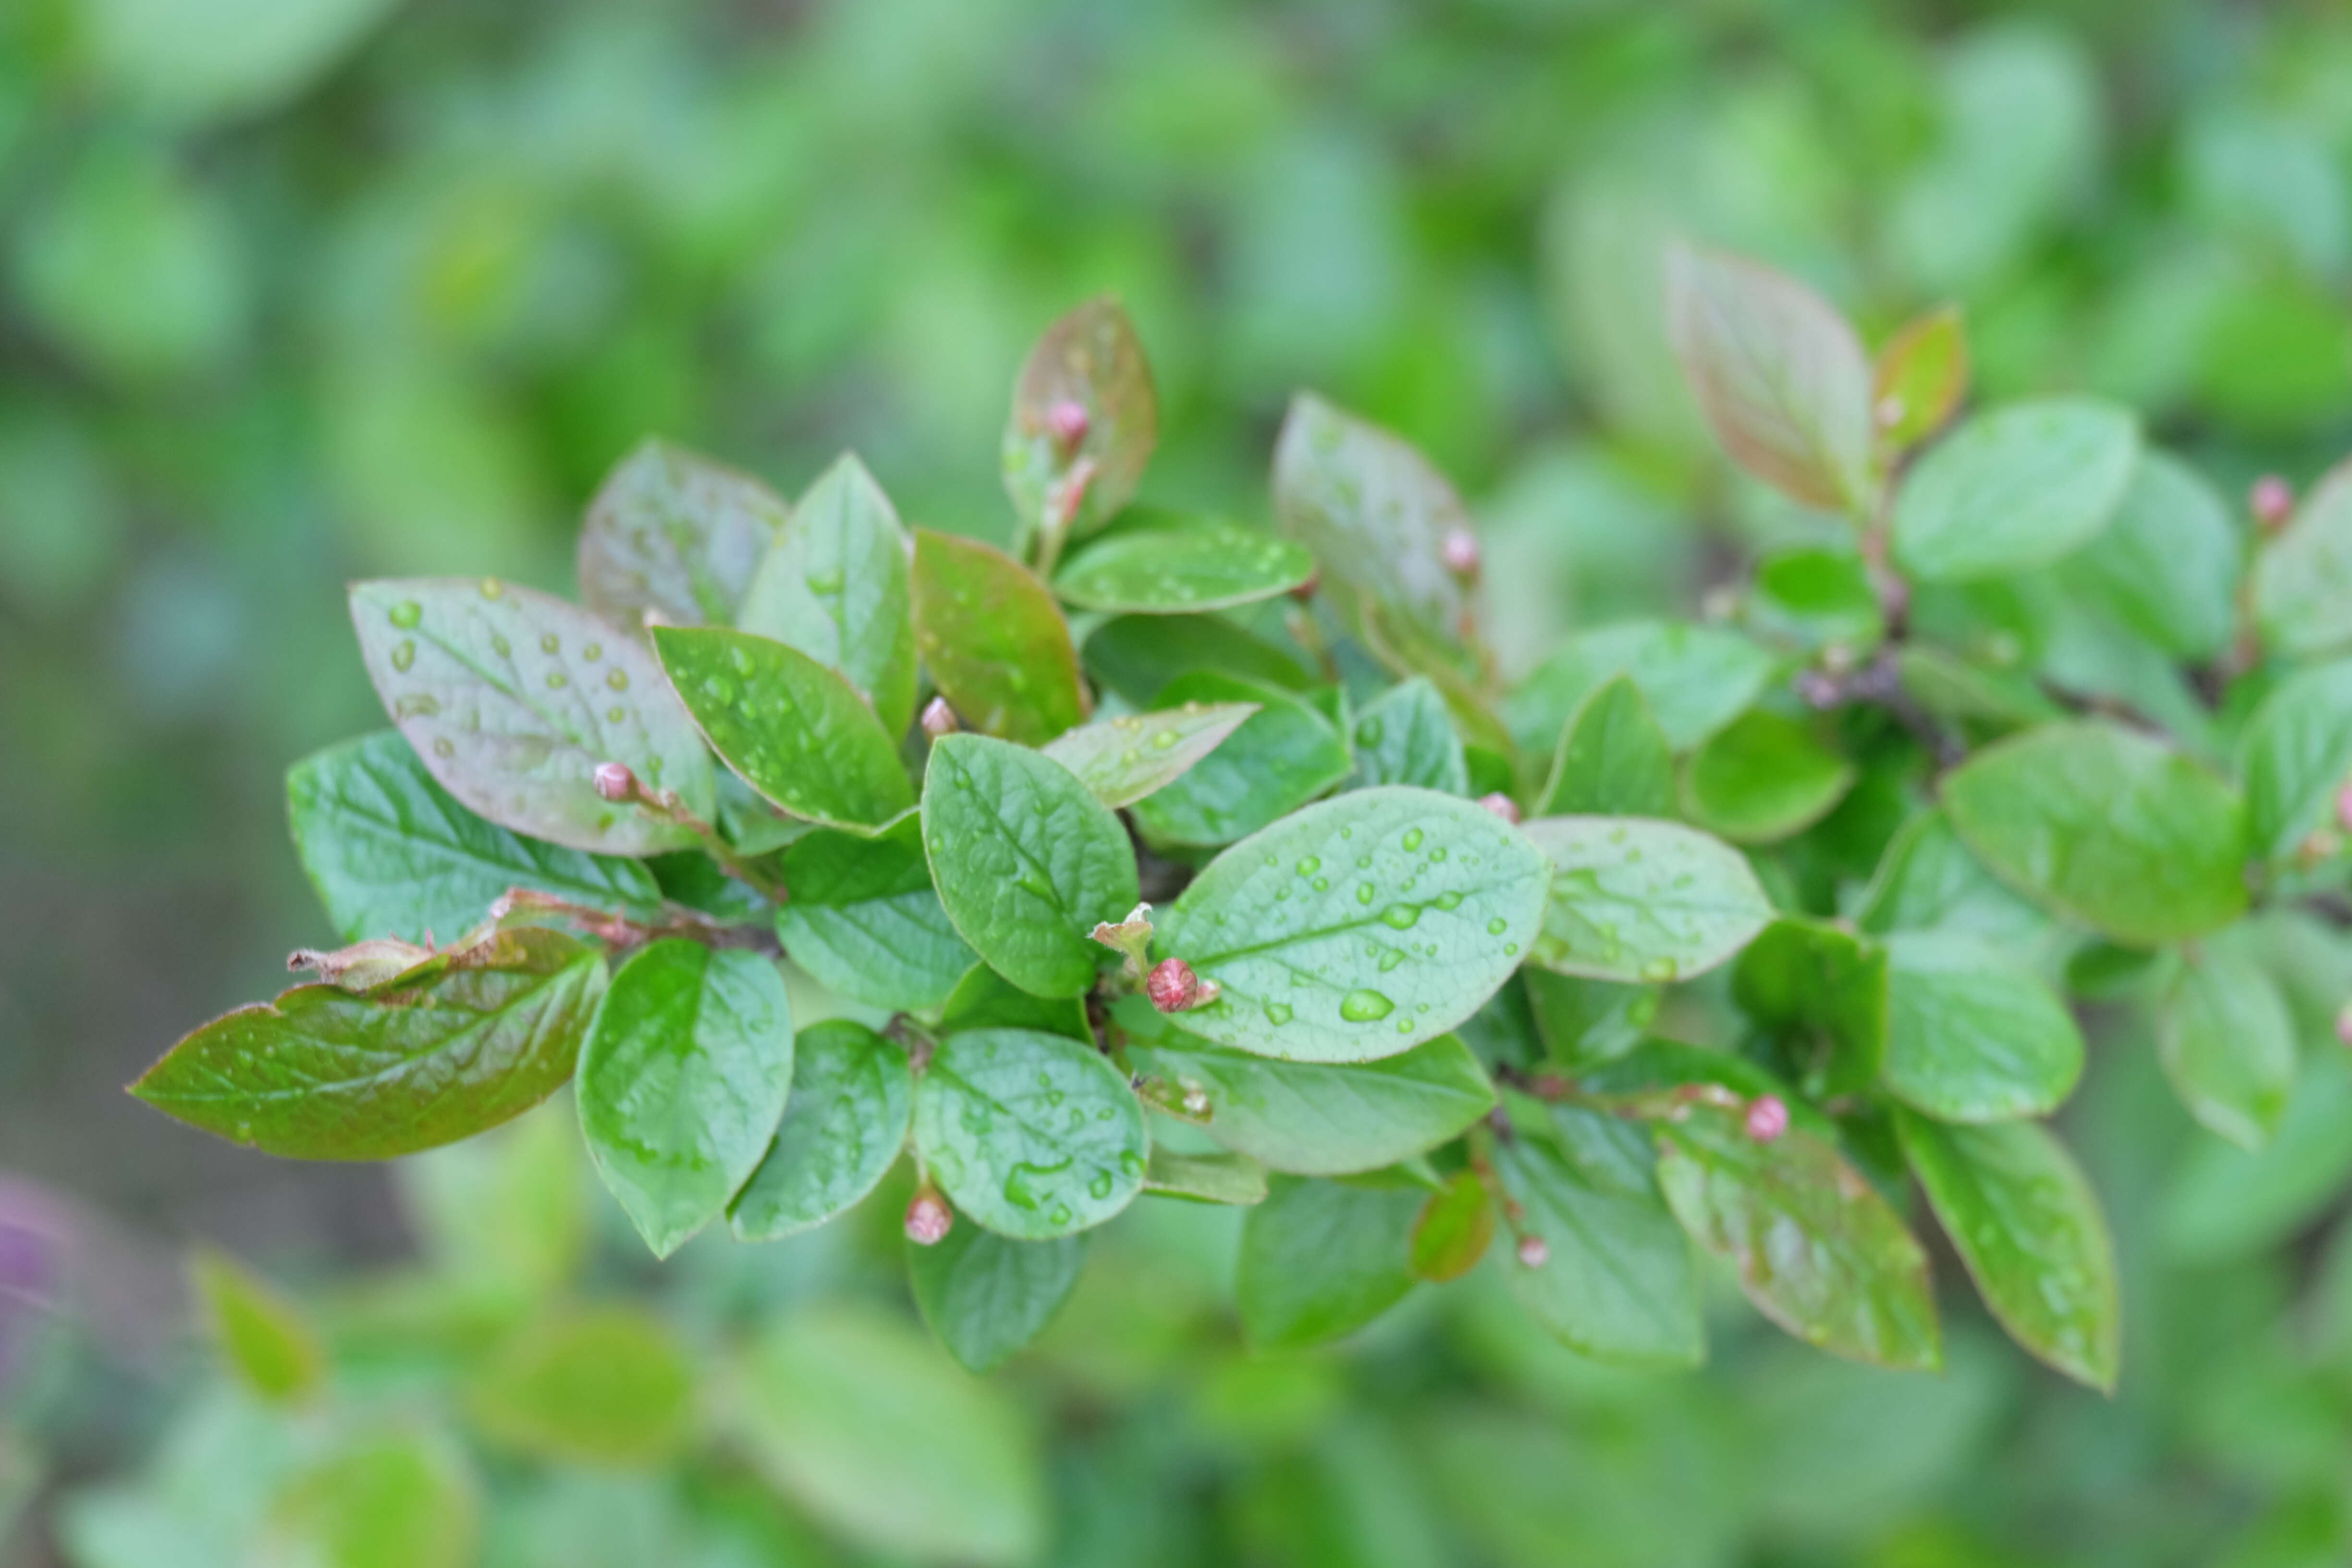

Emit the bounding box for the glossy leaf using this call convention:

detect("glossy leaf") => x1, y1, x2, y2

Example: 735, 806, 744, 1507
736, 452, 917, 734
1522, 816, 1774, 984
192, 1247, 324, 1406
1534, 674, 1674, 818
577, 941, 793, 1258
2238, 658, 2352, 864
653, 625, 912, 831
907, 1226, 1087, 1374
1898, 1110, 2119, 1392
1351, 677, 1471, 795
576, 438, 782, 629
1880, 932, 2083, 1122
2058, 451, 2239, 662
2253, 454, 2352, 656
939, 962, 1092, 1041
1142, 1147, 1269, 1205
1872, 304, 1968, 451
1942, 721, 2248, 945
2158, 942, 2297, 1149
1236, 1176, 1421, 1349
1507, 619, 1775, 756
772, 820, 974, 1011
287, 731, 665, 945
1666, 242, 1873, 511
1854, 808, 2057, 951
1003, 296, 1157, 542
349, 578, 714, 855
921, 733, 1139, 998
1522, 970, 1658, 1070
1129, 672, 1352, 846
730, 1021, 912, 1241
1407, 1169, 1494, 1283
134, 928, 606, 1160
468, 1306, 697, 1467
1731, 919, 1887, 1098
1153, 788, 1550, 1062
1082, 612, 1313, 706
1890, 398, 2140, 582
1682, 709, 1855, 844
1655, 1101, 1942, 1372
912, 529, 1088, 744
1041, 701, 1257, 808
912, 1028, 1148, 1239
1053, 520, 1315, 612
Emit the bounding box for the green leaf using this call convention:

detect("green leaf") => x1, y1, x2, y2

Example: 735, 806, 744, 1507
938, 961, 1092, 1041
1491, 1104, 1702, 1367
2057, 451, 2239, 662
1534, 674, 1675, 818
1407, 1169, 1494, 1283
270, 1432, 479, 1568
1521, 970, 1658, 1070
1665, 243, 1873, 511
1507, 619, 1776, 756
1872, 304, 1969, 452
1350, 677, 1471, 795
1040, 702, 1257, 808
1941, 721, 2248, 945
1580, 1041, 1833, 1137
2162, 1049, 2352, 1265
1890, 398, 2140, 582
1683, 709, 1855, 844
576, 438, 783, 630
912, 1028, 1148, 1239
734, 1307, 1043, 1568
1521, 816, 1774, 984
1142, 1147, 1269, 1205
730, 1020, 911, 1241
653, 625, 912, 832
1003, 296, 1158, 543
907, 1227, 1087, 1373
1731, 919, 1888, 1099
736, 452, 918, 735
1854, 808, 2057, 951
468, 1306, 697, 1467
2158, 941, 2298, 1150
1880, 932, 2083, 1122
912, 529, 1088, 744
920, 733, 1139, 999
288, 733, 666, 945
1082, 612, 1314, 706
1123, 1004, 1494, 1175
576, 941, 794, 1258
1897, 1111, 2118, 1392
772, 820, 975, 1011
1747, 547, 1885, 656
1236, 1176, 1421, 1349
2239, 658, 2352, 864
349, 578, 715, 855
1153, 787, 1550, 1062
1129, 672, 1353, 846
1053, 518, 1315, 612
191, 1247, 324, 1407
2254, 456, 2352, 656
1654, 1100, 1942, 1372
134, 928, 606, 1160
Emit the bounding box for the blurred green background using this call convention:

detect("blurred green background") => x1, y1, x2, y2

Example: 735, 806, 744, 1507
9, 0, 2352, 1564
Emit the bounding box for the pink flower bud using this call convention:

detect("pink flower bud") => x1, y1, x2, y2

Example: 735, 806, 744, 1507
1440, 527, 1481, 578
1147, 957, 1201, 1014
1476, 793, 1520, 826
2252, 475, 2295, 531
592, 761, 639, 803
2337, 782, 2352, 834
1289, 567, 1321, 604
920, 696, 959, 740
1745, 1094, 1789, 1144
1515, 1235, 1549, 1268
2337, 1002, 2352, 1050
1045, 399, 1089, 451
904, 1188, 954, 1246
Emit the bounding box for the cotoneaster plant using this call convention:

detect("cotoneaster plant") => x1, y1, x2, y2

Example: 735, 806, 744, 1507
135, 253, 2352, 1391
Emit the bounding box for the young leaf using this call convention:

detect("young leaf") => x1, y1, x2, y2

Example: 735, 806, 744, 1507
1941, 721, 2248, 945
1122, 1003, 1494, 1175
1654, 1101, 1942, 1372
2058, 451, 2239, 662
1507, 619, 1775, 756
1534, 675, 1670, 817
1872, 304, 1968, 452
2253, 455, 2352, 657
1083, 611, 1313, 705
1665, 243, 1874, 512
1407, 1169, 1494, 1283
921, 734, 1139, 999
1521, 816, 1773, 984
939, 962, 1092, 1041
653, 625, 913, 831
1003, 296, 1157, 543
192, 1247, 325, 1407
349, 578, 714, 855
1236, 1176, 1421, 1350
1731, 919, 1888, 1099
730, 1021, 911, 1241
908, 1226, 1087, 1374
1040, 701, 1257, 808
1890, 398, 2140, 582
576, 438, 783, 630
1491, 1104, 1703, 1367
134, 928, 606, 1159
2158, 943, 2297, 1150
1897, 1110, 2119, 1393
468, 1306, 697, 1467
1351, 677, 1471, 795
735, 453, 918, 735
1143, 1147, 1269, 1206
771, 820, 974, 1011
912, 1028, 1148, 1239
1880, 932, 2083, 1122
1152, 787, 1551, 1062
288, 731, 665, 945
1052, 520, 1315, 612
2238, 659, 2352, 864
1129, 672, 1353, 846
912, 529, 1088, 744
1682, 709, 1855, 844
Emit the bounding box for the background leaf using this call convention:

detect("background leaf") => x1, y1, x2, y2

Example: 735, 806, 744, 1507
2056, 451, 2240, 662
1142, 1148, 1270, 1205
2254, 455, 2352, 656
1880, 932, 2083, 1121
2237, 658, 2352, 864
1407, 1170, 1494, 1283
771, 821, 975, 1011
1040, 701, 1257, 808
1682, 709, 1855, 844
1891, 398, 2140, 582
2158, 941, 2298, 1150
268, 1432, 479, 1568
468, 1306, 697, 1467
907, 1227, 1087, 1374
1236, 1177, 1421, 1350
730, 1020, 912, 1242
1536, 674, 1677, 818
1128, 672, 1352, 846
1872, 304, 1968, 451
191, 1248, 324, 1407
912, 1028, 1148, 1239
1522, 816, 1773, 984
1350, 677, 1471, 795
1507, 620, 1775, 756
576, 438, 782, 630
1731, 919, 1887, 1099
912, 530, 1088, 744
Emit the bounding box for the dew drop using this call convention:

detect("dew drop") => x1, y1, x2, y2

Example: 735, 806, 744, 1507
390, 640, 416, 672
1356, 882, 1375, 905
1434, 891, 1463, 911
607, 706, 626, 722
1377, 949, 1405, 972
1378, 904, 1419, 930
1264, 1001, 1293, 1026
1088, 1171, 1114, 1200
606, 668, 629, 691
1153, 730, 1176, 749
388, 600, 422, 628
1296, 857, 1321, 877
1641, 957, 1678, 982
1402, 828, 1424, 851
1487, 918, 1508, 935
1311, 877, 1328, 893
540, 633, 560, 654
1338, 989, 1395, 1022
546, 672, 568, 689
492, 635, 512, 656
432, 738, 454, 758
